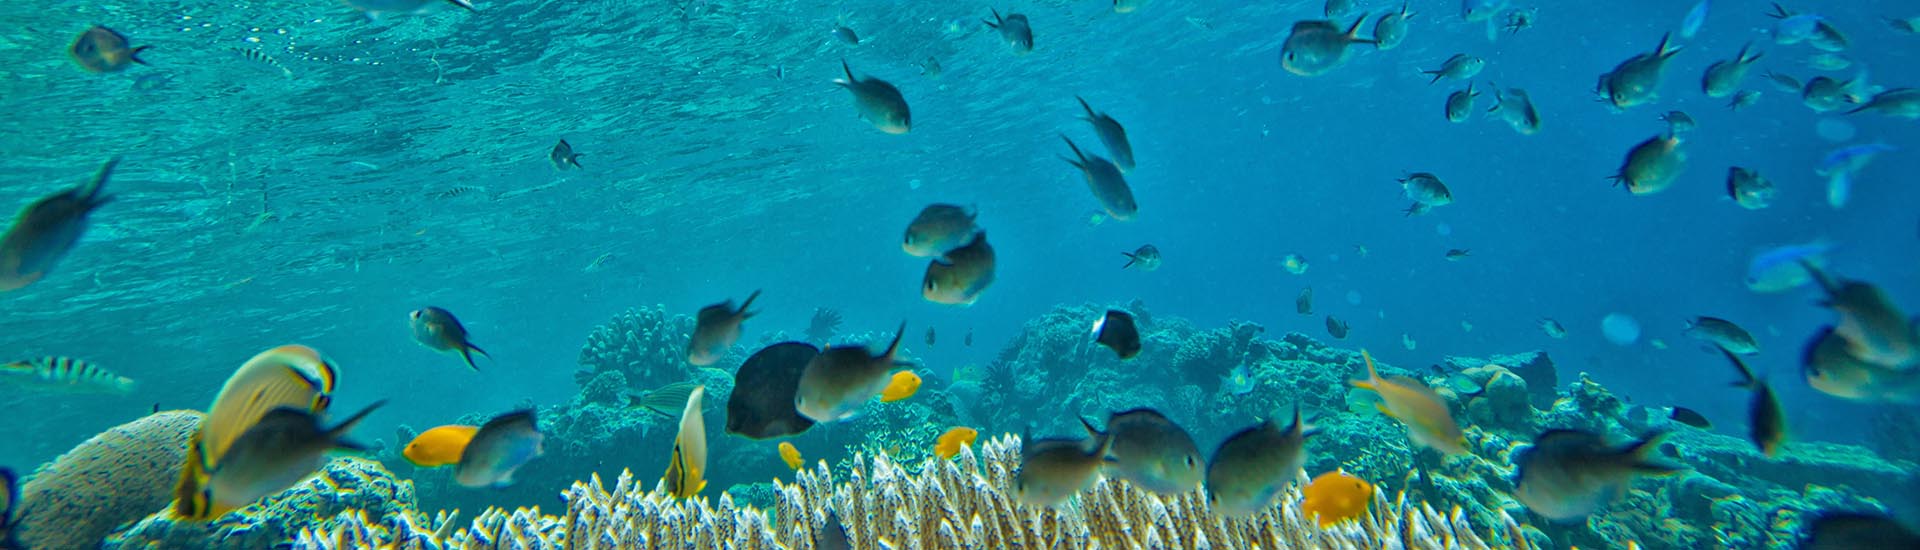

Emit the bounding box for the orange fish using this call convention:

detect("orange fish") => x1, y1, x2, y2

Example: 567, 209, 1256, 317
880, 370, 921, 402
778, 441, 804, 470
934, 426, 978, 459
1300, 470, 1373, 528
403, 425, 479, 468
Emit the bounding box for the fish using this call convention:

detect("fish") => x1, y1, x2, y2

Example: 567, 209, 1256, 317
0, 467, 18, 549
1848, 88, 1920, 119
1296, 287, 1314, 315
1727, 90, 1761, 111
923, 232, 996, 305
1765, 70, 1803, 92
344, 0, 475, 17
1121, 244, 1161, 270
1423, 54, 1485, 84
687, 290, 761, 366
834, 61, 911, 134
1400, 173, 1453, 206
1511, 429, 1685, 521
1540, 318, 1569, 338
1080, 408, 1204, 495
626, 381, 702, 417
0, 356, 136, 393
1803, 326, 1920, 404
410, 306, 491, 371
795, 322, 909, 422
1610, 133, 1687, 196
1668, 406, 1711, 429
1803, 263, 1919, 369
1799, 512, 1920, 550
1680, 0, 1711, 39
1808, 20, 1849, 52
1093, 310, 1142, 360
455, 409, 545, 489
70, 26, 151, 73
1204, 406, 1315, 518
175, 345, 339, 519
726, 342, 820, 439
1221, 364, 1256, 395
1660, 111, 1696, 134
925, 327, 936, 346
231, 47, 292, 78
1444, 82, 1480, 122
1324, 0, 1352, 18
778, 442, 803, 470
1113, 0, 1147, 14
1818, 143, 1896, 209
1401, 333, 1417, 350
0, 158, 117, 291
1801, 76, 1857, 113
831, 25, 859, 45
914, 56, 942, 77
1720, 347, 1786, 457
879, 370, 921, 402
815, 508, 853, 550
1684, 317, 1760, 355
1373, 3, 1416, 51
1444, 249, 1471, 261
1598, 33, 1683, 110
1352, 350, 1467, 455
1701, 42, 1763, 99
1075, 97, 1136, 172
206, 401, 383, 516
965, 330, 973, 347
1325, 316, 1350, 339
1462, 0, 1508, 23
549, 139, 583, 170
1501, 7, 1536, 35
661, 386, 709, 498
935, 427, 979, 459
1060, 136, 1138, 221
1280, 15, 1376, 77
1726, 167, 1776, 210
1487, 85, 1542, 135
1767, 3, 1823, 45
1283, 253, 1310, 274
403, 425, 479, 468
1015, 431, 1111, 507
902, 204, 980, 260
983, 9, 1034, 54
1301, 470, 1374, 527
1890, 16, 1920, 34
1805, 53, 1852, 71
1745, 242, 1832, 293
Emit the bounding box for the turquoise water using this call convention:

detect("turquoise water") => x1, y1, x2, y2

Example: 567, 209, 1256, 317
3, 0, 1918, 542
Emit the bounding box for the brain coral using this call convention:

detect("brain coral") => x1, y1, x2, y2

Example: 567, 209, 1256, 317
18, 410, 204, 549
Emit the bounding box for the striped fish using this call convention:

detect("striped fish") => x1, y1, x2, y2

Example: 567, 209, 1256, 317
663, 386, 707, 499
0, 356, 136, 393
173, 345, 338, 519
230, 47, 293, 79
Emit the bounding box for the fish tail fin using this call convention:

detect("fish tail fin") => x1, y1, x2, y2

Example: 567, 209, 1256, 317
1740, 42, 1764, 64
1352, 349, 1381, 389
1060, 134, 1085, 164
444, 0, 477, 12
568, 153, 583, 168
884, 320, 908, 360
1075, 95, 1096, 119
1623, 431, 1687, 475
1767, 2, 1790, 19
460, 344, 489, 371
1077, 415, 1104, 439
1655, 32, 1680, 59
1797, 259, 1839, 295
1425, 70, 1443, 84
739, 289, 763, 317
83, 157, 121, 206
1719, 346, 1760, 389
131, 45, 153, 65
172, 435, 215, 519
1121, 252, 1138, 269
1291, 405, 1320, 438
984, 8, 1002, 28
1345, 13, 1375, 43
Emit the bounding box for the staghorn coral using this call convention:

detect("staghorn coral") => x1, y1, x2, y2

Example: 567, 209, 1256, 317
106, 457, 420, 549
576, 305, 698, 391
18, 410, 204, 550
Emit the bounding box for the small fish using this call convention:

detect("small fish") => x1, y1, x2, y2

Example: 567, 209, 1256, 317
1801, 326, 1920, 404
1805, 53, 1852, 71
1075, 97, 1136, 172
1598, 33, 1683, 110
1121, 244, 1161, 270
1296, 287, 1314, 315
1401, 333, 1417, 350
626, 381, 701, 417
831, 25, 859, 45
1501, 8, 1537, 35
1721, 347, 1786, 457
1205, 406, 1315, 518
1800, 512, 1920, 550
1445, 82, 1480, 122
1401, 172, 1453, 206
778, 441, 803, 470
1353, 350, 1467, 454
174, 345, 339, 519
1283, 253, 1310, 274
1809, 20, 1849, 52
1767, 3, 1823, 45
1680, 0, 1711, 39
662, 386, 707, 498
726, 342, 820, 439
1725, 167, 1776, 210
1325, 0, 1352, 18
582, 252, 614, 273
1801, 76, 1856, 113
344, 0, 475, 17
1669, 406, 1712, 429
1701, 42, 1763, 99
1353, 244, 1369, 257
410, 306, 491, 371
834, 61, 911, 134
1325, 315, 1350, 339
1818, 143, 1896, 209
455, 409, 545, 488
879, 370, 921, 402
207, 401, 383, 516
1512, 429, 1685, 521
687, 290, 760, 366
1848, 88, 1920, 119
1093, 310, 1143, 359
965, 330, 973, 347
1487, 85, 1542, 135
914, 56, 942, 78
925, 327, 936, 347
1745, 242, 1831, 293
1889, 16, 1920, 34
231, 47, 293, 78
1764, 70, 1803, 92
1444, 249, 1471, 261
982, 9, 1034, 54
935, 427, 979, 459
1610, 133, 1687, 196
549, 139, 583, 170
1015, 431, 1111, 507
1221, 364, 1256, 395
1685, 317, 1760, 355
0, 356, 136, 393
923, 232, 996, 305
1424, 54, 1486, 84
1301, 470, 1374, 527
1373, 3, 1416, 51
1113, 0, 1147, 14
0, 158, 117, 292
70, 26, 151, 73
1727, 90, 1761, 111
903, 204, 980, 260
1660, 111, 1696, 133
1540, 318, 1569, 338
403, 425, 479, 468
1061, 136, 1138, 221
795, 322, 909, 422
1280, 15, 1377, 77
1803, 263, 1919, 369
1080, 408, 1204, 495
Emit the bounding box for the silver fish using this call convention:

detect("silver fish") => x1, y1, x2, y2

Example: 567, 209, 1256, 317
687, 290, 760, 366
455, 409, 545, 488
1205, 407, 1314, 518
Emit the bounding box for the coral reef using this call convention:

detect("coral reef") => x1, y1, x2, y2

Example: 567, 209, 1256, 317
17, 410, 203, 550
105, 457, 423, 549
575, 305, 699, 391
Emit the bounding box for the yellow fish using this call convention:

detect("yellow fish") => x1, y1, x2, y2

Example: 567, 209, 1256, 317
174, 345, 339, 519
935, 426, 978, 459
663, 386, 708, 499
1351, 349, 1468, 455
403, 425, 479, 468
778, 441, 804, 470
880, 370, 921, 402
1300, 470, 1373, 527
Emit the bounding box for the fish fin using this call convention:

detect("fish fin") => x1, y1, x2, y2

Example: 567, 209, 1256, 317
444, 0, 477, 12
1655, 32, 1681, 59
1373, 402, 1400, 420
1059, 134, 1086, 165
1719, 346, 1760, 389
568, 154, 583, 168
1797, 259, 1840, 295
1076, 95, 1096, 119
984, 8, 1001, 28
738, 289, 763, 318
325, 400, 387, 445
1344, 13, 1375, 43
1424, 70, 1443, 84
836, 59, 855, 86
883, 320, 908, 360
459, 345, 486, 371
130, 45, 153, 66
172, 435, 216, 519
1623, 431, 1687, 474
1121, 252, 1138, 269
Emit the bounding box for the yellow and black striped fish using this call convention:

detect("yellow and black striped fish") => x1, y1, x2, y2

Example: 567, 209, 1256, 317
663, 386, 707, 499
1, 356, 136, 393
173, 345, 338, 520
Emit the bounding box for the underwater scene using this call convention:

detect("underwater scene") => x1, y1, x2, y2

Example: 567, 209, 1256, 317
2, 0, 1919, 548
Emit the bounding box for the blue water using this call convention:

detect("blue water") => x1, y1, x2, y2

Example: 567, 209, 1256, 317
2, 0, 1916, 513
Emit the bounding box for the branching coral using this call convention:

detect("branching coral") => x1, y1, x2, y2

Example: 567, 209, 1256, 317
18, 410, 203, 549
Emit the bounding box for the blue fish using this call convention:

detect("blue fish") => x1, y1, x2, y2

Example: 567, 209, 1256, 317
1768, 4, 1823, 45
1745, 242, 1833, 293
1680, 0, 1710, 39
1819, 143, 1896, 208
